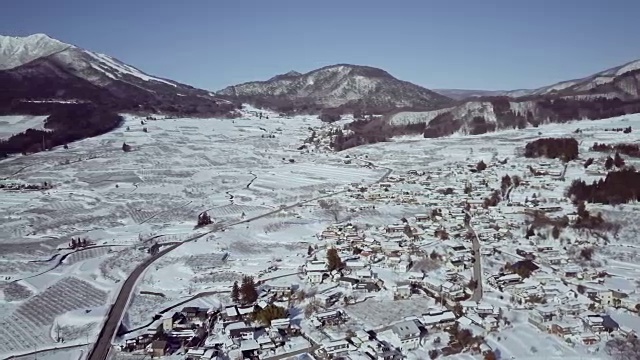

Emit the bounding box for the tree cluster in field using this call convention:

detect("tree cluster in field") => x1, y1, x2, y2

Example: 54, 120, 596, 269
567, 169, 640, 204
592, 142, 640, 158
524, 137, 579, 161
482, 190, 502, 209
602, 126, 632, 133
605, 335, 640, 360
254, 304, 287, 326
571, 201, 620, 234
503, 261, 534, 279
69, 237, 89, 249
197, 211, 213, 227
500, 174, 521, 197
603, 153, 626, 170
318, 108, 342, 123
0, 104, 123, 157
231, 276, 259, 305
0, 181, 52, 190
330, 117, 429, 151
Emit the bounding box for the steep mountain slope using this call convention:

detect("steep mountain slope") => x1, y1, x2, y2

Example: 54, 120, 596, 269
436, 58, 640, 101
218, 64, 453, 113
521, 59, 640, 98
386, 58, 640, 140
0, 33, 240, 157
433, 88, 531, 100
0, 34, 70, 70
0, 34, 237, 116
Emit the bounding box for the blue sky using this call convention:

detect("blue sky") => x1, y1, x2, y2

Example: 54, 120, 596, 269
2, 0, 638, 91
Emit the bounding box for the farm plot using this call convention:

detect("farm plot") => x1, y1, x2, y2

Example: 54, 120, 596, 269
346, 297, 436, 329
99, 248, 147, 282
0, 281, 33, 302
250, 163, 383, 192
0, 260, 50, 277
62, 247, 112, 266
0, 277, 107, 356
486, 324, 578, 358
191, 271, 244, 286
208, 204, 268, 218
0, 192, 40, 210
125, 293, 169, 329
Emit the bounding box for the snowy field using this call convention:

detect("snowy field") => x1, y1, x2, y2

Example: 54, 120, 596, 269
0, 115, 48, 139
0, 108, 385, 358
1, 109, 640, 358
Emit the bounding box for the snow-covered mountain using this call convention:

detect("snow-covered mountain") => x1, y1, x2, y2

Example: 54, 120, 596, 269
436, 58, 640, 101
0, 33, 236, 116
521, 59, 640, 99
218, 64, 453, 113
0, 34, 70, 70
433, 88, 531, 100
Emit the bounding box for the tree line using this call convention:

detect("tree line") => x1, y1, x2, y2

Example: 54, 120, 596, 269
0, 104, 123, 157
591, 142, 640, 158
567, 168, 640, 205
524, 137, 579, 161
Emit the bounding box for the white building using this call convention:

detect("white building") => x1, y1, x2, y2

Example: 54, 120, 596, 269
390, 320, 421, 351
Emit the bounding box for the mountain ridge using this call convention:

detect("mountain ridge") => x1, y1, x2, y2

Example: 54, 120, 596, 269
0, 33, 238, 117
218, 63, 453, 113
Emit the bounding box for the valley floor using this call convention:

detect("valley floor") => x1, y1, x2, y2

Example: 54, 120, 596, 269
0, 109, 639, 359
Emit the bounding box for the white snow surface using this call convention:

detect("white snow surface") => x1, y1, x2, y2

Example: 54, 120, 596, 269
83, 51, 177, 87
2, 109, 640, 359
0, 34, 70, 70
0, 115, 49, 139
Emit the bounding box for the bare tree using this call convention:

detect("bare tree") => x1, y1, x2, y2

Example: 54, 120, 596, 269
605, 337, 640, 360
304, 297, 323, 318
318, 199, 343, 223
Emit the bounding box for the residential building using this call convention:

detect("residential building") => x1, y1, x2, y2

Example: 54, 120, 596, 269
391, 320, 421, 351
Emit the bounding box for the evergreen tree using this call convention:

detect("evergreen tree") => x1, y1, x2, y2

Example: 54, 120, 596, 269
327, 248, 342, 272
307, 245, 314, 256
605, 156, 614, 170
240, 276, 258, 304
231, 281, 240, 303
476, 160, 487, 172
613, 152, 625, 168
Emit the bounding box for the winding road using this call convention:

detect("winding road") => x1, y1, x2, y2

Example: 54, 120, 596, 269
464, 210, 484, 302
86, 164, 393, 360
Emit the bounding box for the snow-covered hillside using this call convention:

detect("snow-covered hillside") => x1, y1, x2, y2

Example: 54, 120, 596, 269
0, 34, 70, 70
436, 59, 640, 101
218, 64, 453, 110
0, 33, 237, 122
0, 33, 179, 88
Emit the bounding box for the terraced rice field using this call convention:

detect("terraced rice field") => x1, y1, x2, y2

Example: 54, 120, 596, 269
0, 277, 107, 354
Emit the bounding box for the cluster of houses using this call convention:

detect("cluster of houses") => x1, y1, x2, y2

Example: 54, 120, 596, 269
120, 284, 312, 360
120, 152, 640, 359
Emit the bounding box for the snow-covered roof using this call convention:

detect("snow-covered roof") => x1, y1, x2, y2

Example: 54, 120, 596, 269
392, 320, 420, 338
240, 339, 259, 351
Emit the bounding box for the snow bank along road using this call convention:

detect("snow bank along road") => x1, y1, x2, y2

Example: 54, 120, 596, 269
87, 164, 393, 360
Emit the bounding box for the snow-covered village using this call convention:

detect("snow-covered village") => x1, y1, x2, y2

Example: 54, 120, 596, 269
3, 9, 640, 360
1, 105, 640, 360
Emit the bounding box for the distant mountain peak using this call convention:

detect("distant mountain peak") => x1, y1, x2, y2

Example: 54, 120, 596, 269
0, 33, 71, 70
0, 33, 238, 118
219, 63, 452, 112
